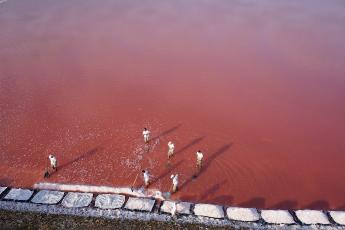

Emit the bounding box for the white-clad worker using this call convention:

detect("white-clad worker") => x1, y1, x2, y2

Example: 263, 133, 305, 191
170, 174, 179, 193
142, 170, 150, 187
196, 150, 203, 170
167, 141, 175, 159
48, 154, 57, 171
142, 128, 151, 143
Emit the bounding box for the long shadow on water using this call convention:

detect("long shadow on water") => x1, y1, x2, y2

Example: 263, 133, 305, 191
337, 204, 345, 210
152, 124, 182, 141
239, 197, 266, 209
0, 178, 12, 187
206, 195, 234, 205
58, 147, 102, 171
174, 136, 205, 155
303, 200, 330, 210
178, 178, 231, 205
199, 179, 227, 200
151, 160, 183, 184
270, 200, 298, 210
179, 143, 232, 191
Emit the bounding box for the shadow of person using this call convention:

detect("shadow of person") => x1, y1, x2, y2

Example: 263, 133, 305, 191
337, 204, 345, 210
174, 136, 205, 155
239, 197, 266, 209
152, 124, 182, 141
199, 180, 227, 200
205, 144, 232, 167
206, 195, 234, 205
303, 200, 330, 210
151, 160, 183, 184
179, 144, 232, 191
58, 147, 102, 171
194, 143, 232, 177
270, 200, 298, 210
0, 178, 12, 186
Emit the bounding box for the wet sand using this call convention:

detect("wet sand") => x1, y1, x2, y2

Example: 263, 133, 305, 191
1, 0, 345, 210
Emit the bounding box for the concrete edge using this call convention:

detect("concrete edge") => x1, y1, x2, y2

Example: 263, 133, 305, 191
0, 186, 344, 229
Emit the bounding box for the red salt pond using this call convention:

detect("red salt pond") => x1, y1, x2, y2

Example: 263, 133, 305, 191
1, 0, 345, 210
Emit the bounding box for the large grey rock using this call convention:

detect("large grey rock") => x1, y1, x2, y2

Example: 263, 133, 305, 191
227, 207, 260, 222
62, 192, 93, 208
329, 211, 345, 225
31, 190, 64, 204
261, 210, 295, 224
124, 197, 155, 212
295, 210, 330, 225
0, 187, 7, 195
4, 188, 33, 201
160, 201, 191, 215
194, 204, 224, 219
95, 194, 125, 209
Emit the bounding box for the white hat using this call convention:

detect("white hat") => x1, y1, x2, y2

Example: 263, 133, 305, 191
170, 174, 174, 179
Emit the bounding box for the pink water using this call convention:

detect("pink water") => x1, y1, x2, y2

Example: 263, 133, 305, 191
1, 0, 345, 210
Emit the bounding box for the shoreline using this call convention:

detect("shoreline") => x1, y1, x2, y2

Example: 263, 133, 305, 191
33, 182, 167, 200
0, 184, 344, 229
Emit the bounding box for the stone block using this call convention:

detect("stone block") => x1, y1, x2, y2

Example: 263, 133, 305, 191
295, 210, 330, 225
124, 197, 155, 212
62, 192, 93, 208
227, 207, 260, 222
160, 201, 192, 215
4, 188, 33, 201
95, 194, 125, 209
31, 190, 64, 204
261, 210, 295, 224
194, 203, 224, 219
329, 211, 345, 225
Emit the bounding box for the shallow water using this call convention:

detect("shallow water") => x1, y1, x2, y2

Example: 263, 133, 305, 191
1, 0, 345, 210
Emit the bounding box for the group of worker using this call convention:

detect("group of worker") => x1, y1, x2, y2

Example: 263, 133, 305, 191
141, 128, 204, 194
45, 127, 204, 195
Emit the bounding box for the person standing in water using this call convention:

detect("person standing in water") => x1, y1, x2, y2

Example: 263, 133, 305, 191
196, 150, 203, 171
48, 154, 57, 172
168, 141, 175, 159
142, 170, 151, 188
170, 174, 179, 193
142, 128, 151, 143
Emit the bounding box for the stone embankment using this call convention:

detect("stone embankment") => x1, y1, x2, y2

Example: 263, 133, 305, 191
0, 186, 344, 229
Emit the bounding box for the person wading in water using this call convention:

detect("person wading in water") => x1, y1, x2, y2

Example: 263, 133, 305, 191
196, 150, 204, 172
142, 128, 150, 143
170, 174, 179, 193
142, 170, 151, 188
168, 141, 175, 159
44, 154, 57, 178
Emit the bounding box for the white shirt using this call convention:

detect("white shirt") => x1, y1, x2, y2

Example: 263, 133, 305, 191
168, 142, 175, 151
143, 171, 150, 182
172, 174, 178, 185
49, 155, 57, 166
143, 130, 150, 136
196, 151, 203, 161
